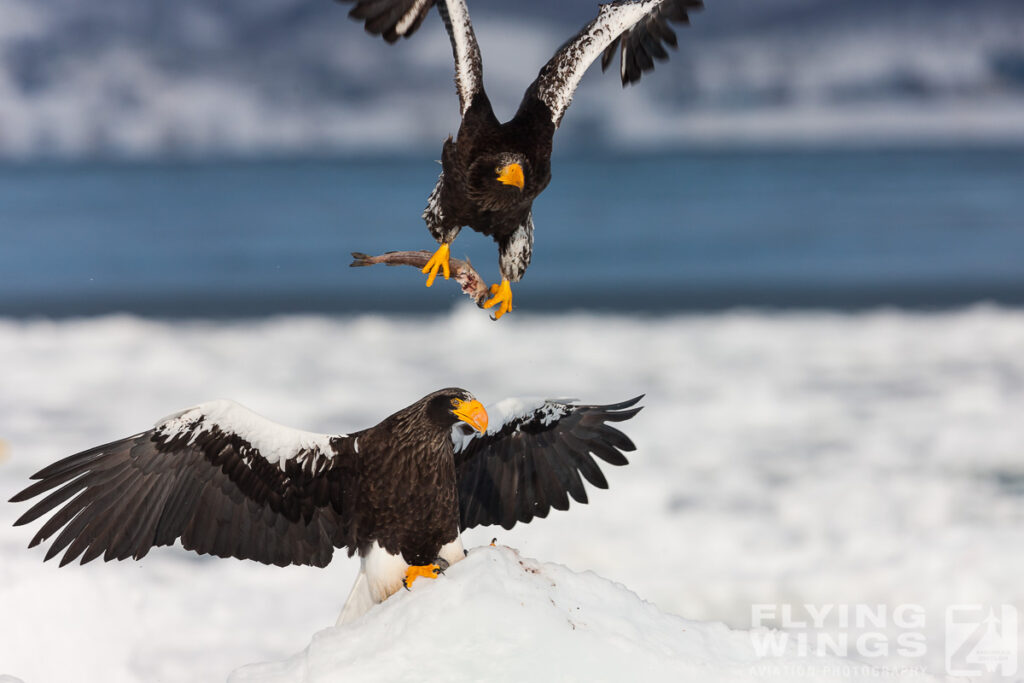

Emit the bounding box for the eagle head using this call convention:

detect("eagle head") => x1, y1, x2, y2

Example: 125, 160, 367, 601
467, 153, 528, 211
424, 388, 488, 434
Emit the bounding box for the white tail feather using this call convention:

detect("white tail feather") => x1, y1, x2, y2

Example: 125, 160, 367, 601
336, 537, 467, 625
337, 569, 376, 625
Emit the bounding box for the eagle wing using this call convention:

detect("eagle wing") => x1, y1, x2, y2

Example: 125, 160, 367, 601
436, 0, 484, 115
10, 400, 360, 568
527, 0, 703, 127
339, 0, 436, 44
453, 395, 642, 530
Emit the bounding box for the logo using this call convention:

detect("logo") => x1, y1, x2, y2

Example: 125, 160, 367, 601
945, 605, 1018, 677
748, 602, 1021, 678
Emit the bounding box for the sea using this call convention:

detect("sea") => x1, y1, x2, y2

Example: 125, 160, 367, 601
2, 146, 1023, 317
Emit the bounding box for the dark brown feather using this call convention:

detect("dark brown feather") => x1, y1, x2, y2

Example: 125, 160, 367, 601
455, 397, 642, 530
601, 0, 702, 85
337, 0, 435, 43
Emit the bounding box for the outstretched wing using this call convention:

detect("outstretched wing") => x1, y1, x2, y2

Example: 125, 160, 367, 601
436, 0, 484, 115
600, 0, 703, 85
338, 0, 436, 43
453, 395, 643, 530
527, 0, 703, 127
10, 400, 360, 568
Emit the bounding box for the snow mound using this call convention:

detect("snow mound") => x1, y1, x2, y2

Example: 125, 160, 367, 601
230, 546, 937, 683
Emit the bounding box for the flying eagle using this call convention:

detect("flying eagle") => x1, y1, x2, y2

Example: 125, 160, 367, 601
10, 389, 641, 623
339, 0, 703, 319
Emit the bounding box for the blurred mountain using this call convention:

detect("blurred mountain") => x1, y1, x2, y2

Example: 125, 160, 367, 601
1, 0, 1023, 158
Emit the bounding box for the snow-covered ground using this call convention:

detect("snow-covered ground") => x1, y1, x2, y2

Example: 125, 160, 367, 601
1, 305, 1022, 681
231, 545, 942, 683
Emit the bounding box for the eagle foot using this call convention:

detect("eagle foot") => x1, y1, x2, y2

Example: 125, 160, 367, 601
421, 243, 452, 287
483, 279, 513, 320
402, 559, 448, 590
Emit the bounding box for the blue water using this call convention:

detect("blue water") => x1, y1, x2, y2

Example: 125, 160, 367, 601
2, 148, 1023, 316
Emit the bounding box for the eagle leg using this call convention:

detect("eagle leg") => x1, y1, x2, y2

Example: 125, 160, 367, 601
402, 559, 448, 590
421, 243, 452, 287
483, 279, 513, 320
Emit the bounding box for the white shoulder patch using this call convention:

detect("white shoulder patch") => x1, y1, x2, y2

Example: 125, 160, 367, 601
451, 397, 578, 452
486, 397, 548, 430
155, 399, 340, 469
488, 397, 576, 432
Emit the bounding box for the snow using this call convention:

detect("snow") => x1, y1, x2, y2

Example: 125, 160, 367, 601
1, 305, 1023, 681
231, 545, 939, 683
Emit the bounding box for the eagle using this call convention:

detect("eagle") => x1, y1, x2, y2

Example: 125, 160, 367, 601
10, 388, 641, 623
339, 0, 703, 319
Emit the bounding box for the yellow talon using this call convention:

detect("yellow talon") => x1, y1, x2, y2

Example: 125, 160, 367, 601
402, 563, 443, 590
483, 278, 513, 320
421, 243, 451, 287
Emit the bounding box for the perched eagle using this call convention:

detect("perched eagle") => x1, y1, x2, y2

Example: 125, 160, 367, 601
339, 0, 703, 319
10, 389, 641, 623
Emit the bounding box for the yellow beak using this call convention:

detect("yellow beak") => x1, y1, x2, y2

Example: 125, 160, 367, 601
452, 399, 488, 433
496, 163, 525, 190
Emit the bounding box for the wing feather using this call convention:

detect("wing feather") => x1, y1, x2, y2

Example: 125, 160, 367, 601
535, 451, 570, 513
44, 465, 140, 561
153, 465, 204, 547
527, 0, 702, 127
50, 493, 121, 565
10, 400, 356, 568
549, 439, 590, 505
436, 0, 483, 115
498, 442, 521, 529
86, 472, 157, 563
339, 0, 436, 43
118, 474, 176, 561
573, 450, 610, 489
455, 396, 642, 530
